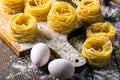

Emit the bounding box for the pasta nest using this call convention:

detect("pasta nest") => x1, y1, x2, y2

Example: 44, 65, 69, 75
72, 0, 103, 26
25, 0, 52, 21
86, 22, 116, 42
8, 13, 37, 42
1, 0, 24, 14
82, 37, 113, 67
47, 2, 76, 34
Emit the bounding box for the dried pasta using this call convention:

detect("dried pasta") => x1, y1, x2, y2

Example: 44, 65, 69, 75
86, 22, 116, 43
1, 0, 24, 14
82, 37, 113, 67
72, 0, 103, 26
8, 13, 37, 42
47, 2, 76, 34
25, 0, 52, 21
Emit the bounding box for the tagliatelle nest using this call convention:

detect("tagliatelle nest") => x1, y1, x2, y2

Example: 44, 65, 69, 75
8, 13, 37, 42
82, 37, 113, 67
86, 22, 116, 42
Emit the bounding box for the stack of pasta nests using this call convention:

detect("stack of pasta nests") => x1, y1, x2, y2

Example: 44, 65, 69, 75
72, 0, 116, 67
0, 0, 77, 41
1, 0, 52, 42
1, 0, 116, 67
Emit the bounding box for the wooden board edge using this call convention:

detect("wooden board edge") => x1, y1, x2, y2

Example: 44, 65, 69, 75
0, 27, 20, 56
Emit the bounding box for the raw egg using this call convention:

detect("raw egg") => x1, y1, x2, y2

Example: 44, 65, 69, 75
48, 59, 75, 79
30, 43, 50, 67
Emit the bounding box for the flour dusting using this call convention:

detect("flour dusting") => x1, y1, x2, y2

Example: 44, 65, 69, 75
5, 58, 37, 80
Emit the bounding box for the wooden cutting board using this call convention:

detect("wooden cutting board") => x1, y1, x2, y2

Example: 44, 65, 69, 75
0, 8, 86, 68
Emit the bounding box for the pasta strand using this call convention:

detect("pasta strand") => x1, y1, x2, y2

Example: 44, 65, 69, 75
82, 37, 113, 67
86, 22, 116, 43
47, 2, 76, 34
8, 13, 37, 42
1, 0, 25, 14
25, 0, 52, 21
72, 0, 103, 26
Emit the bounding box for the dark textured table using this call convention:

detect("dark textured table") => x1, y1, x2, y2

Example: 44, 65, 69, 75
0, 1, 120, 80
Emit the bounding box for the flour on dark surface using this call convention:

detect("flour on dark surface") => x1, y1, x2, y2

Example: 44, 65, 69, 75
101, 1, 120, 21
90, 1, 120, 80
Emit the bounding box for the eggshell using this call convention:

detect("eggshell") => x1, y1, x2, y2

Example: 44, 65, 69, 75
48, 59, 75, 79
30, 43, 50, 67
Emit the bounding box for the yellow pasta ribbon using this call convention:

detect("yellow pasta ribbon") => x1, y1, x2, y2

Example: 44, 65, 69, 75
8, 13, 37, 42
47, 2, 76, 34
86, 22, 116, 43
25, 0, 52, 21
72, 0, 103, 26
82, 37, 113, 67
1, 0, 25, 14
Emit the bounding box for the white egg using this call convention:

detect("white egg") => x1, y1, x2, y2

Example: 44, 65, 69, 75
48, 59, 75, 80
30, 43, 50, 67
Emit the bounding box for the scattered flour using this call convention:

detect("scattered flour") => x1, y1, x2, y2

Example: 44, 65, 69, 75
0, 17, 86, 67
6, 59, 38, 80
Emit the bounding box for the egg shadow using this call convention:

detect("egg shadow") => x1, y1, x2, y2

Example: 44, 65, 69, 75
38, 54, 57, 74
